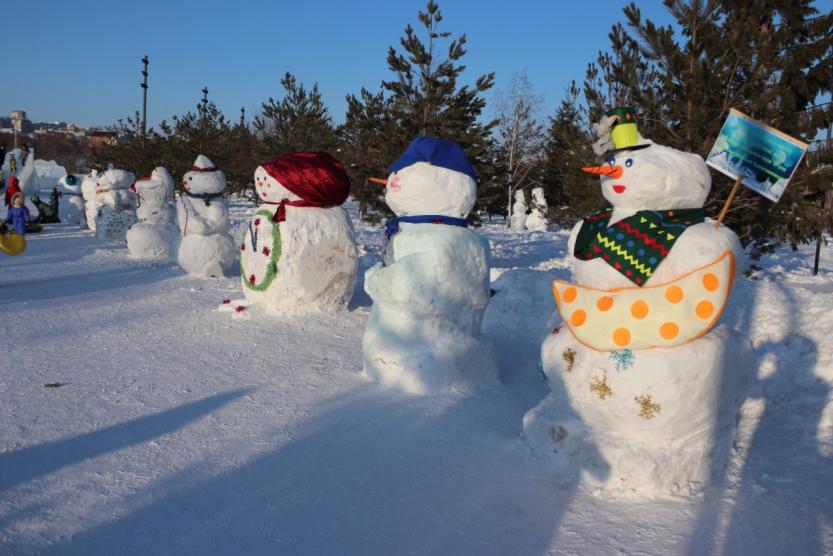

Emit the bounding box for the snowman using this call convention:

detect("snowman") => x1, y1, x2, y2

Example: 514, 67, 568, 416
525, 187, 548, 231
94, 167, 138, 241
175, 155, 236, 277
57, 174, 86, 225
81, 169, 102, 231
362, 136, 497, 394
509, 189, 527, 231
127, 167, 178, 260
523, 108, 754, 495
228, 151, 357, 314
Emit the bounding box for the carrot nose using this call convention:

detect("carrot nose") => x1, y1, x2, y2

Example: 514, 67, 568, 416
582, 165, 624, 179
368, 177, 387, 185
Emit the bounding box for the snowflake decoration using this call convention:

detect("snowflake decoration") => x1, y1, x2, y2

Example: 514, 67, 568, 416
590, 374, 613, 400
609, 349, 635, 372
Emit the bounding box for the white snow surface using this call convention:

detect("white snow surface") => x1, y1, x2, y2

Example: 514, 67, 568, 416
1, 202, 832, 555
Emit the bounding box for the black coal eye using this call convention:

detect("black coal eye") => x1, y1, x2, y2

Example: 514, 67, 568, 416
189, 177, 192, 180
625, 159, 633, 167
607, 157, 616, 166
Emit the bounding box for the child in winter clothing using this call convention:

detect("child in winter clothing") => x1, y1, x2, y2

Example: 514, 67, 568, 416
4, 176, 21, 207
4, 191, 31, 234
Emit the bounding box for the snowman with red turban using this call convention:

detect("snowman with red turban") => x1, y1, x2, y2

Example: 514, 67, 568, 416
227, 151, 357, 315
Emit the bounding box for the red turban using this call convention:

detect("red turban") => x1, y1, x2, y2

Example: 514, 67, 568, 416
260, 152, 351, 222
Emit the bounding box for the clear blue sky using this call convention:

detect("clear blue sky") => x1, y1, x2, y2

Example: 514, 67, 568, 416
2, 0, 830, 129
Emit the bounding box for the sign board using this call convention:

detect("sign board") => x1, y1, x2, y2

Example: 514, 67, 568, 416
706, 108, 808, 202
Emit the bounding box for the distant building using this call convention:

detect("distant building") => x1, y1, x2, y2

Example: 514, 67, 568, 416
88, 130, 118, 146
10, 110, 34, 134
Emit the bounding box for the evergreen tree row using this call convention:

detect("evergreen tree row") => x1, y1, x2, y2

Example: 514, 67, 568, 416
93, 0, 832, 250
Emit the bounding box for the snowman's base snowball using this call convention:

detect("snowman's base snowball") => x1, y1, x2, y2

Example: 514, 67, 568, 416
362, 306, 498, 395
58, 199, 85, 226
176, 233, 236, 278
525, 213, 547, 231
95, 209, 137, 242
241, 206, 358, 314
127, 223, 177, 260
523, 323, 754, 496
509, 215, 527, 232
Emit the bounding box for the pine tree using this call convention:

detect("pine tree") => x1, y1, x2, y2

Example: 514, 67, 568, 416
543, 82, 601, 225
382, 1, 496, 214
339, 88, 397, 219
583, 0, 833, 251
254, 72, 338, 159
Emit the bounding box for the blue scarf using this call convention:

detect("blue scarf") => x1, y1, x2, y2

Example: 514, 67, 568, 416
384, 215, 469, 242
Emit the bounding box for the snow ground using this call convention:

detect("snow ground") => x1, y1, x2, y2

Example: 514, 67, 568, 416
1, 201, 832, 555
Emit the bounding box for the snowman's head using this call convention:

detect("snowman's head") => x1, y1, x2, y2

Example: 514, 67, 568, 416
182, 155, 226, 195
97, 168, 136, 191
384, 136, 477, 218
584, 144, 711, 211
384, 162, 476, 218
134, 167, 174, 205
253, 165, 301, 203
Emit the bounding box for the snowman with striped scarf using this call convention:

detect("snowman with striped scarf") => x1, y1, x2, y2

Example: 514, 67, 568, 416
362, 136, 497, 395
225, 151, 357, 315
523, 108, 754, 496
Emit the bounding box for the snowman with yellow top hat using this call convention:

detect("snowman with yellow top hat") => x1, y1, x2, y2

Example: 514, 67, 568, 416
523, 108, 754, 496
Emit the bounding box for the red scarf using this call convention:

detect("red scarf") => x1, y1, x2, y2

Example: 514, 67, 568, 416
263, 199, 323, 222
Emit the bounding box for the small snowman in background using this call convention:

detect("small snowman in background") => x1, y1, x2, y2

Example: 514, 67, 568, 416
81, 169, 102, 231
94, 167, 138, 241
127, 167, 178, 260
224, 151, 357, 315
523, 108, 753, 496
362, 136, 496, 395
509, 189, 527, 231
175, 155, 236, 277
525, 187, 548, 231
57, 174, 86, 225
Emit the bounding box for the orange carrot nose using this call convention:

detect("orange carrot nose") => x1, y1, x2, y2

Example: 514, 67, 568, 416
368, 177, 388, 185
582, 165, 624, 179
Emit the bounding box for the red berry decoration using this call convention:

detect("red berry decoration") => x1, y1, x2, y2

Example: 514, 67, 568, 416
235, 305, 246, 313
241, 243, 245, 250
262, 246, 270, 256
255, 219, 261, 225
249, 274, 256, 285
222, 299, 231, 304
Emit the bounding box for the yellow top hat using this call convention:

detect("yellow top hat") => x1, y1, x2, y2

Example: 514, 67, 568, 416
606, 107, 651, 153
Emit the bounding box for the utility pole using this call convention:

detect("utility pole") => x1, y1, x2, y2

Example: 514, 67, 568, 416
813, 120, 832, 276
140, 55, 149, 138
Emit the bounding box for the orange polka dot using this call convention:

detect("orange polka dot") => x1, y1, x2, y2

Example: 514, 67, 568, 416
571, 309, 587, 327
631, 300, 650, 319
563, 287, 577, 303
703, 273, 719, 292
613, 327, 631, 347
665, 285, 684, 304
597, 296, 614, 311
660, 322, 679, 340
696, 300, 714, 319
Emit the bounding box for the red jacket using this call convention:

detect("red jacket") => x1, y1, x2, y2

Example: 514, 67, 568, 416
4, 176, 20, 207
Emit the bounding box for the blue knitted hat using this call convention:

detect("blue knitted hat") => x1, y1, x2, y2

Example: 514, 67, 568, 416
388, 136, 476, 180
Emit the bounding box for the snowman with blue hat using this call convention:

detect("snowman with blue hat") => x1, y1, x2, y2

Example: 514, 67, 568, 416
362, 136, 497, 394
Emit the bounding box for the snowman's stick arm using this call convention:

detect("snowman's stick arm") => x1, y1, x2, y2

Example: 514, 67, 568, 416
715, 175, 743, 229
